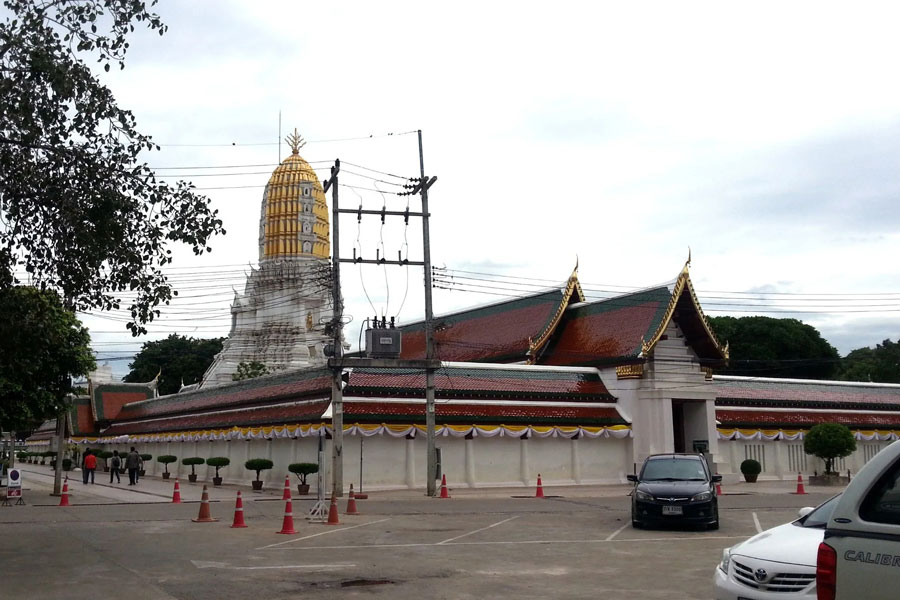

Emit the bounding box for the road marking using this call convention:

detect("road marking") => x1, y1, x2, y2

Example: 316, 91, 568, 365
604, 523, 629, 541
256, 518, 391, 550
438, 516, 519, 545
271, 534, 747, 551
752, 512, 763, 534
192, 560, 354, 570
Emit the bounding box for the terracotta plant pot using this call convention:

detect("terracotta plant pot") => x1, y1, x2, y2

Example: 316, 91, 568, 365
162, 472, 171, 480
188, 474, 198, 483
297, 483, 310, 495
212, 476, 223, 486
251, 480, 263, 491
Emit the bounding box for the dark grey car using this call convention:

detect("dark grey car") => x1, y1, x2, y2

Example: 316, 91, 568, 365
628, 453, 721, 530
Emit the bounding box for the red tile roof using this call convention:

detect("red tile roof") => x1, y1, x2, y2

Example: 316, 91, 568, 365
346, 400, 625, 426
68, 396, 98, 436
399, 290, 566, 362
716, 408, 900, 429
715, 376, 900, 409
539, 287, 671, 366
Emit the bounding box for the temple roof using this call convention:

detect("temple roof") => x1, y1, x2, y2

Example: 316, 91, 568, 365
715, 376, 900, 410
715, 408, 900, 429
91, 382, 156, 423
400, 269, 584, 363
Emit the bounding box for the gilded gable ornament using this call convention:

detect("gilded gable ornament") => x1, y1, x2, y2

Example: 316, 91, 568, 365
285, 128, 306, 155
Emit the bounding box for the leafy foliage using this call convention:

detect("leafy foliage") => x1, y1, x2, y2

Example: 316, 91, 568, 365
288, 462, 318, 485
124, 334, 224, 395
206, 456, 230, 477
740, 459, 761, 475
804, 423, 857, 474
837, 338, 900, 383
0, 287, 95, 432
245, 458, 274, 481
232, 361, 270, 381
156, 454, 177, 473
708, 316, 840, 379
0, 0, 225, 335
182, 456, 204, 475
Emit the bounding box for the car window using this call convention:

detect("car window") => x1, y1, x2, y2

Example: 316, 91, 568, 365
860, 456, 900, 526
641, 458, 707, 481
797, 493, 841, 528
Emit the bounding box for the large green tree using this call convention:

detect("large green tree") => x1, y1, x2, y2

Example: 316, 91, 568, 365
124, 334, 224, 395
838, 339, 900, 383
709, 316, 840, 379
0, 0, 225, 335
804, 423, 857, 475
0, 287, 96, 433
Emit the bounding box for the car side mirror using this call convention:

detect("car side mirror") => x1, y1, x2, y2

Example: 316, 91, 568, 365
626, 474, 638, 482
712, 474, 722, 482
797, 506, 814, 519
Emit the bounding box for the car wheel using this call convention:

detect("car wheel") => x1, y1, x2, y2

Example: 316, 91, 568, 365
632, 518, 642, 529
708, 512, 720, 531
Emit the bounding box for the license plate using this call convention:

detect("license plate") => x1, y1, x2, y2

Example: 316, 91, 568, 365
662, 505, 683, 516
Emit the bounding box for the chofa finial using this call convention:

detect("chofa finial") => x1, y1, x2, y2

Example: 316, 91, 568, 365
684, 247, 691, 271
285, 128, 306, 155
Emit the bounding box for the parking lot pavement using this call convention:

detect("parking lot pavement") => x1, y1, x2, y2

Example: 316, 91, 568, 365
0, 476, 837, 600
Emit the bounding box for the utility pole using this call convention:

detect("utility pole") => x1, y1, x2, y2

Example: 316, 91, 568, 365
418, 130, 438, 497
324, 159, 344, 498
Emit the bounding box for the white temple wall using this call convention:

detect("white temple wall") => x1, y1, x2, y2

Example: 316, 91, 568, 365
716, 438, 895, 481
112, 432, 631, 491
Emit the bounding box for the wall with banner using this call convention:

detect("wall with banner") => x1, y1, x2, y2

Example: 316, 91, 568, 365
77, 422, 633, 490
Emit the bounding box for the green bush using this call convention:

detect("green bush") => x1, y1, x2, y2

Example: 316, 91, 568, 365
740, 459, 762, 476
804, 423, 857, 474
288, 462, 318, 485
140, 454, 152, 462
97, 450, 114, 460
206, 457, 230, 478
244, 458, 274, 482
157, 455, 177, 474
182, 457, 205, 475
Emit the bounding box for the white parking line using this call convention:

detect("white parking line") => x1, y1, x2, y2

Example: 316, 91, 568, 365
438, 516, 519, 545
271, 534, 747, 551
605, 523, 629, 541
192, 560, 356, 570
752, 512, 763, 534
256, 518, 391, 550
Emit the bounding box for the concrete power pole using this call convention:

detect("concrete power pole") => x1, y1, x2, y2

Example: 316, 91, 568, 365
418, 130, 438, 498
324, 159, 344, 498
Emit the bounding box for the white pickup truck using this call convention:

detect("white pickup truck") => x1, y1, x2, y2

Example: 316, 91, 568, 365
818, 439, 900, 599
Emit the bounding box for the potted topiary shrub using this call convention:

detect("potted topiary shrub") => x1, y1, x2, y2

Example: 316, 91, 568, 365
182, 457, 205, 483
139, 454, 152, 477
157, 455, 177, 479
740, 459, 762, 483
288, 462, 318, 495
97, 450, 114, 472
245, 458, 274, 491
206, 457, 230, 486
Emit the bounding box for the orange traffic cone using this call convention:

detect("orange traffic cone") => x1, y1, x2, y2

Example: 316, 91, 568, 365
346, 483, 359, 515
439, 474, 450, 499
715, 473, 723, 497
535, 474, 545, 498
172, 478, 182, 503
326, 494, 340, 525
282, 475, 291, 501
192, 485, 219, 522
794, 472, 807, 495
59, 477, 70, 507
230, 491, 248, 528
277, 497, 297, 534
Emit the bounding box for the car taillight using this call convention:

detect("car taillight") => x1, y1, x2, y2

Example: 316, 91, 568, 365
817, 541, 837, 600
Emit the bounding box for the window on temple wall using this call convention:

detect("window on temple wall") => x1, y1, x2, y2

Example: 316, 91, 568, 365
303, 221, 311, 233
303, 187, 311, 198
744, 443, 766, 471
303, 241, 312, 253
788, 443, 807, 472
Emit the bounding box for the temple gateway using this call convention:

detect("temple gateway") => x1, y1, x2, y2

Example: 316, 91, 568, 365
28, 136, 900, 491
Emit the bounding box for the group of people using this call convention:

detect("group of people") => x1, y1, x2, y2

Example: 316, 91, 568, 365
81, 447, 144, 486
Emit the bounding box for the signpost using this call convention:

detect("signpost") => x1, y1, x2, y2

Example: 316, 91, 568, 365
3, 468, 24, 506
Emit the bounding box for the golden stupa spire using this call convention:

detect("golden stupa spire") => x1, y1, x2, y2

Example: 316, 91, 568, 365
285, 128, 306, 155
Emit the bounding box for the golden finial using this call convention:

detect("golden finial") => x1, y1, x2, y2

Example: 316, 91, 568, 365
285, 128, 306, 155
682, 246, 691, 274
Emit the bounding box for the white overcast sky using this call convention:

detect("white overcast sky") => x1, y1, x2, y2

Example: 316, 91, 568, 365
70, 1, 900, 376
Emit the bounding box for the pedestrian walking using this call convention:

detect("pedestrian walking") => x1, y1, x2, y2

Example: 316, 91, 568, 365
125, 447, 141, 485
82, 450, 96, 484
109, 451, 121, 484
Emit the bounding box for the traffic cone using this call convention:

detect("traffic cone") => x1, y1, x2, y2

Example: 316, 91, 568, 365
230, 491, 248, 528
172, 478, 182, 503
794, 472, 807, 495
715, 473, 723, 497
535, 473, 545, 498
276, 497, 297, 534
346, 483, 359, 515
191, 485, 219, 522
282, 475, 291, 500
326, 494, 340, 525
439, 474, 450, 499
59, 477, 70, 507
